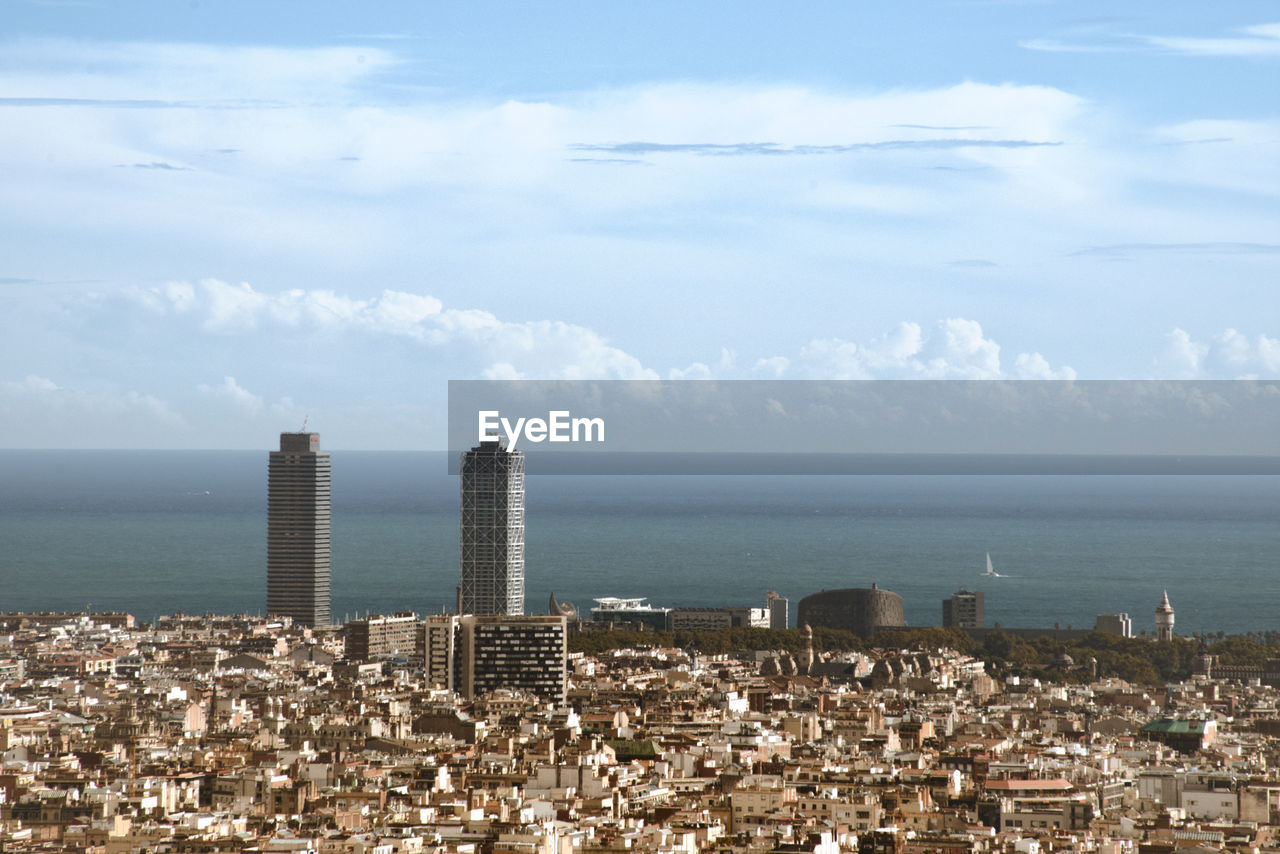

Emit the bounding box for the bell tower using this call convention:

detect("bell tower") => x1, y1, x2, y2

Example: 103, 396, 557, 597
1155, 590, 1175, 642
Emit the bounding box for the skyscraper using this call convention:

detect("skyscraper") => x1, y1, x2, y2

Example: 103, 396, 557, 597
459, 442, 525, 616
766, 590, 789, 630
942, 589, 984, 629
266, 432, 331, 627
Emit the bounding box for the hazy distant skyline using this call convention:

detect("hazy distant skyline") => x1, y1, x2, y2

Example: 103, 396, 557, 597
2, 2, 1277, 448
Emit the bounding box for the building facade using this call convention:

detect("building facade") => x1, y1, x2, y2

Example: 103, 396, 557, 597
1095, 613, 1133, 637
423, 614, 567, 703
266, 432, 331, 627
797, 585, 905, 638
767, 591, 789, 630
667, 608, 733, 632
459, 443, 525, 616
589, 597, 671, 630
345, 613, 418, 662
941, 590, 984, 629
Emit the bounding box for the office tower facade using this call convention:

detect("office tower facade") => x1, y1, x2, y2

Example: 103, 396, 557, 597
767, 590, 789, 630
459, 443, 525, 616
267, 432, 331, 627
423, 614, 566, 703
942, 589, 985, 629
345, 613, 418, 662
1155, 590, 1175, 642
422, 615, 462, 692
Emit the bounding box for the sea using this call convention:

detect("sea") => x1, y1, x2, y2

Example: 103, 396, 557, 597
0, 450, 1277, 635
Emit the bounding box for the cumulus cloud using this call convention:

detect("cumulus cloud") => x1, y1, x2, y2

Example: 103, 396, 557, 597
796, 318, 1073, 380
3, 374, 60, 393
669, 349, 735, 381
130, 279, 657, 381
0, 373, 187, 447
1012, 352, 1077, 380
669, 362, 712, 380
1156, 328, 1280, 378
923, 318, 1002, 379
801, 321, 929, 379
121, 282, 1090, 385
1155, 328, 1211, 378
753, 356, 790, 377
197, 376, 263, 411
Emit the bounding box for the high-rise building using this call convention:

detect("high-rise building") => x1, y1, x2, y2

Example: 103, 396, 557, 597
1155, 590, 1175, 642
266, 432, 331, 627
942, 589, 984, 629
422, 614, 462, 691
423, 614, 566, 703
766, 591, 789, 630
459, 443, 525, 616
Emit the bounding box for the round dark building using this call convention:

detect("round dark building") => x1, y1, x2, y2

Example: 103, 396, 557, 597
797, 585, 905, 638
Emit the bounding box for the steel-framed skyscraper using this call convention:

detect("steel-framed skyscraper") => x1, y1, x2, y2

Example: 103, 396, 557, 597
267, 432, 331, 627
459, 442, 524, 616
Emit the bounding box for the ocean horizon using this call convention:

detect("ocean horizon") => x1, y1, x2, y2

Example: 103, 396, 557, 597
1, 449, 1276, 635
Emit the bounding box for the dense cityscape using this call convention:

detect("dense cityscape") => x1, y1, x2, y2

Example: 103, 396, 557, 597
3, 434, 1280, 853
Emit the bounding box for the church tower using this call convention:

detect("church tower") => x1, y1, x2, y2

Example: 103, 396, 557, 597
1155, 590, 1175, 642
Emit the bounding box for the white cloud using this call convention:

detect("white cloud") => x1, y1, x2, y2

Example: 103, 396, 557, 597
1160, 328, 1280, 378
1023, 22, 1280, 57
3, 374, 60, 393
1143, 23, 1280, 57
0, 374, 187, 447
1012, 352, 1078, 380
197, 375, 263, 412
753, 356, 790, 377
125, 282, 1092, 385
0, 38, 396, 104
1155, 328, 1210, 378
669, 362, 712, 380
669, 348, 735, 380
134, 279, 658, 381
921, 317, 1002, 379
796, 318, 1074, 380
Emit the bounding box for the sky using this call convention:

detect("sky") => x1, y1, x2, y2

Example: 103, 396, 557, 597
1, 1, 1277, 449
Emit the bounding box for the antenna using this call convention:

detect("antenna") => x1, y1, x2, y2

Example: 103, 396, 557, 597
300, 414, 309, 432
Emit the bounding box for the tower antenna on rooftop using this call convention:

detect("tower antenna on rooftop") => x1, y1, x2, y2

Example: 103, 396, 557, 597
300, 414, 308, 432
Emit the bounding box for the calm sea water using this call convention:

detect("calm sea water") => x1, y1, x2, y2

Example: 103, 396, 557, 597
0, 450, 1276, 634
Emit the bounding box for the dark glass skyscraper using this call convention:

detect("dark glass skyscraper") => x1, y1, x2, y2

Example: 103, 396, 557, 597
267, 432, 331, 627
458, 442, 525, 616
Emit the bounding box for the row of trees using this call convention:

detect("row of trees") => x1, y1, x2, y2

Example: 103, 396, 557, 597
568, 624, 1280, 686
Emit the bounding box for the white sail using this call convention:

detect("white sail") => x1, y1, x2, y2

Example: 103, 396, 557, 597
983, 553, 1000, 577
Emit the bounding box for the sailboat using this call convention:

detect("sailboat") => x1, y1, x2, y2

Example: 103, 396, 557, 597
982, 553, 1001, 578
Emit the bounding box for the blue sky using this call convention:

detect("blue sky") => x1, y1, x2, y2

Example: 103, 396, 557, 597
1, 1, 1277, 448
